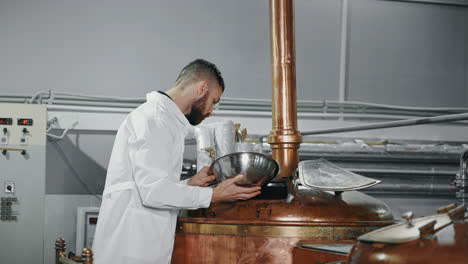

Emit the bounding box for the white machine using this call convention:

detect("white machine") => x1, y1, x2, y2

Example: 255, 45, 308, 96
76, 207, 100, 254
0, 102, 105, 264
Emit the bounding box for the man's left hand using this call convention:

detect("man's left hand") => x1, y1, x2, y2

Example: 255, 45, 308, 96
187, 166, 216, 187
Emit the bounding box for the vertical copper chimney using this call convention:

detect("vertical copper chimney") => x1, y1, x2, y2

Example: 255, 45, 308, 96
268, 0, 302, 178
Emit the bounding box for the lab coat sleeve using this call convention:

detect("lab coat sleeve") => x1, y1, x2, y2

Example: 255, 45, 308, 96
127, 112, 212, 209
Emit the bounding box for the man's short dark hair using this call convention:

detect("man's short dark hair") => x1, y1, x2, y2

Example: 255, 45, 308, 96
175, 59, 225, 92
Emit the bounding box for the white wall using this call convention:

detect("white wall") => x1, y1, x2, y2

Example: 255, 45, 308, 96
348, 0, 468, 107
1, 0, 466, 106
0, 0, 271, 99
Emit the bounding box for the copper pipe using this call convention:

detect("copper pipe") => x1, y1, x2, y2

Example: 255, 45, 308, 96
268, 0, 302, 178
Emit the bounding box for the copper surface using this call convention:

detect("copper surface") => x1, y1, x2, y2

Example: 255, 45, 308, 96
173, 234, 302, 264
175, 191, 393, 263
178, 217, 392, 227
268, 0, 302, 178
82, 248, 94, 264
177, 222, 334, 238
418, 220, 437, 239
173, 227, 361, 264
293, 248, 347, 264
348, 222, 468, 264
175, 189, 394, 264
188, 190, 394, 224
448, 204, 466, 222
292, 241, 353, 264
176, 220, 385, 240
437, 203, 457, 214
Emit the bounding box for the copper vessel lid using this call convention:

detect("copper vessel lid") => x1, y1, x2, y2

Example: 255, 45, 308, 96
190, 181, 394, 224
357, 204, 467, 244
348, 205, 468, 264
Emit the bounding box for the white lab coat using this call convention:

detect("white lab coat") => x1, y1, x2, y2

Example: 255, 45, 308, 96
93, 92, 213, 264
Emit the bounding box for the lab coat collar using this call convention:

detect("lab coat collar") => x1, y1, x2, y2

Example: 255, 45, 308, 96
146, 91, 191, 134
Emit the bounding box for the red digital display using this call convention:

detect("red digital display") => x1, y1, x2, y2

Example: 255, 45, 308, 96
0, 118, 13, 125
17, 119, 33, 126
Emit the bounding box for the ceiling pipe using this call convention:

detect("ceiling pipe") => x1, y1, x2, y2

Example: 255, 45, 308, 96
302, 112, 468, 136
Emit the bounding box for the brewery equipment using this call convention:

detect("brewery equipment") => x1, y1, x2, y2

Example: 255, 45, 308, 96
172, 1, 395, 263
347, 204, 468, 264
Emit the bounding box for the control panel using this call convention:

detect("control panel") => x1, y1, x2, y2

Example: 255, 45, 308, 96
0, 103, 47, 263
0, 104, 45, 149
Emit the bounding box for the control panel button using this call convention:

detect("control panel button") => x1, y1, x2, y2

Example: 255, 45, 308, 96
1, 128, 7, 145
20, 137, 28, 145
4, 182, 14, 194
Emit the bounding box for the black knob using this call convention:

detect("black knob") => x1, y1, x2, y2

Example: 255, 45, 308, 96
22, 128, 28, 134
6, 185, 12, 191
1, 149, 6, 156
2, 128, 6, 134
21, 150, 26, 155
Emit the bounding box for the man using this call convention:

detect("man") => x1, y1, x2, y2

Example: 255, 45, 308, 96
92, 59, 261, 264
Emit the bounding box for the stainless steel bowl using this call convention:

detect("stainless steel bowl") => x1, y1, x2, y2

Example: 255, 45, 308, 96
210, 152, 279, 187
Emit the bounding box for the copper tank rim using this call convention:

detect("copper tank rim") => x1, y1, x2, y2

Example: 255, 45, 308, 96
177, 217, 395, 227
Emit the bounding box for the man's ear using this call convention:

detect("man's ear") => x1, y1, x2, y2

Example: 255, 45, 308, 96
196, 81, 209, 99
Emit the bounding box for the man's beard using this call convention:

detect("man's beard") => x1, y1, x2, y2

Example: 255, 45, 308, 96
185, 94, 207, 126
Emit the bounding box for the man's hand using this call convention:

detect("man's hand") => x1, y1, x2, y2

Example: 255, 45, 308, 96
187, 166, 216, 187
211, 174, 261, 202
